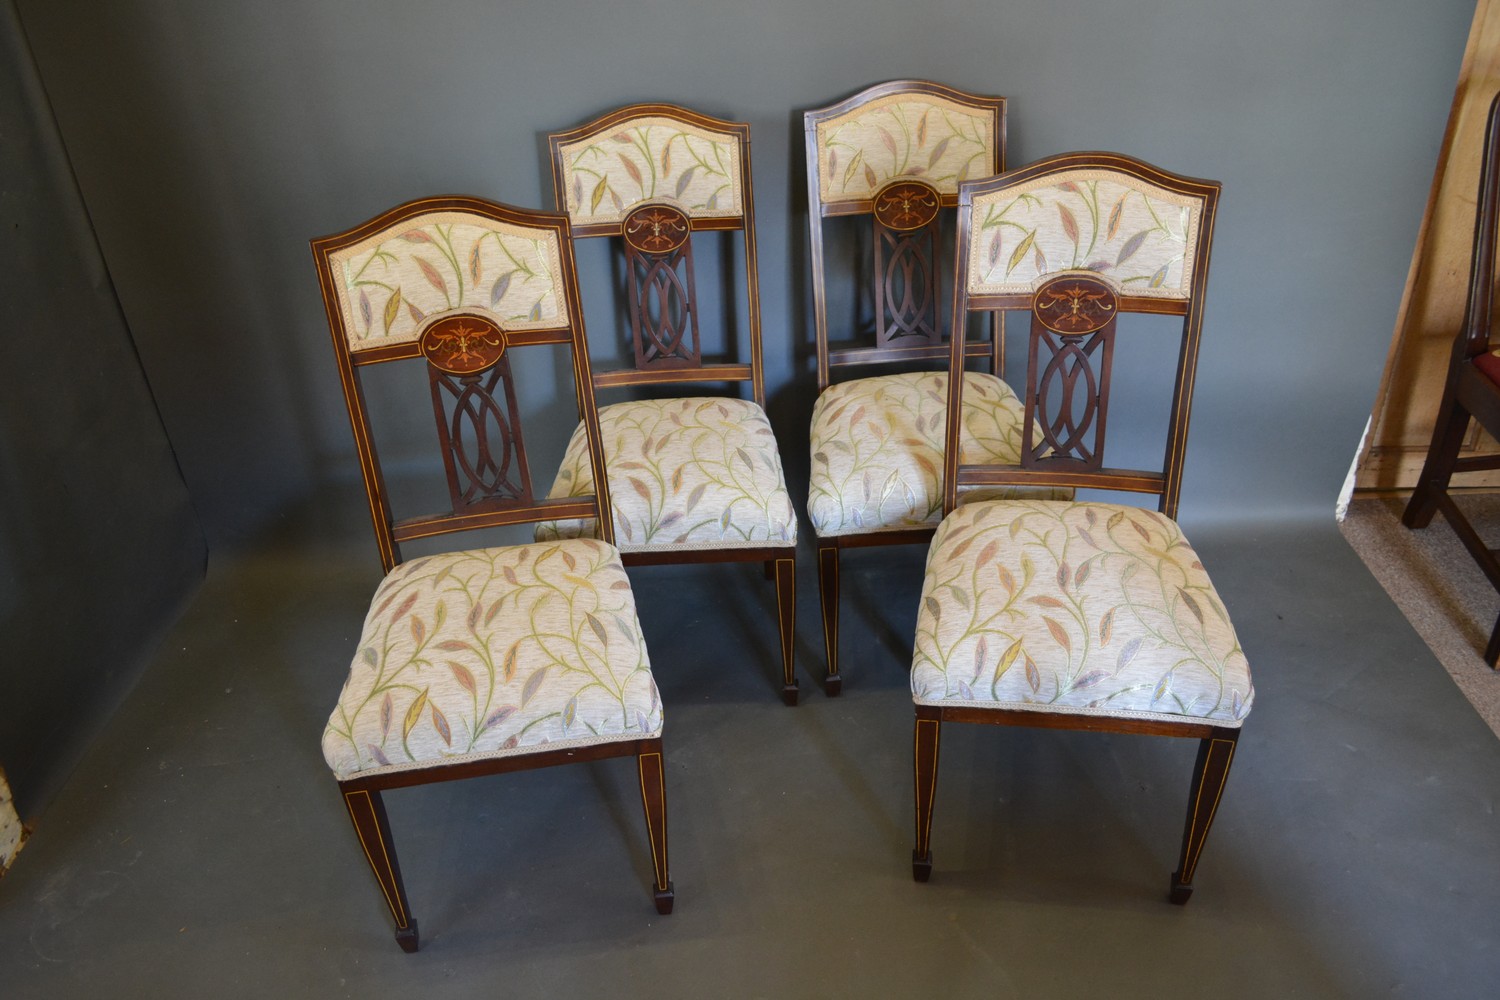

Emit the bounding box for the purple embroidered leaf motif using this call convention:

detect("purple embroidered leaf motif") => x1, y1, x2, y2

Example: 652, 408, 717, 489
359, 289, 372, 330
380, 693, 393, 738
1098, 607, 1115, 646
618, 153, 644, 191
1117, 636, 1143, 673
1152, 669, 1175, 704
449, 661, 476, 696
658, 512, 683, 531
674, 165, 697, 199
468, 244, 482, 284
1078, 527, 1099, 550
684, 483, 707, 514
1025, 651, 1041, 694
1178, 587, 1205, 626
972, 636, 989, 681
1007, 231, 1035, 276
1033, 244, 1046, 272
1106, 196, 1125, 240
409, 616, 425, 646
585, 612, 609, 648
1149, 262, 1170, 289
403, 689, 429, 739
1058, 204, 1080, 246
737, 447, 754, 475
925, 596, 942, 622
528, 301, 542, 322
406, 301, 425, 324
878, 126, 897, 160
521, 666, 548, 707
390, 592, 418, 625
1232, 689, 1244, 718
431, 704, 451, 746
481, 705, 515, 734
927, 136, 950, 169
383, 289, 402, 336
501, 565, 519, 586
1043, 616, 1070, 652
561, 695, 578, 730
1072, 670, 1108, 692
502, 642, 519, 682
490, 271, 512, 308
987, 230, 1003, 271
956, 681, 974, 700
636, 709, 651, 733
1085, 507, 1097, 527
1056, 561, 1071, 592
368, 744, 391, 767
1116, 230, 1148, 267
361, 647, 379, 669
572, 176, 583, 209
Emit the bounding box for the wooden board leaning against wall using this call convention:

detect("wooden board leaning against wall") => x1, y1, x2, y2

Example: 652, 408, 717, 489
1358, 0, 1500, 494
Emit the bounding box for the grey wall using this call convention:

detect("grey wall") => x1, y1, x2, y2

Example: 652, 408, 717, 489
1, 3, 206, 816
12, 0, 1478, 544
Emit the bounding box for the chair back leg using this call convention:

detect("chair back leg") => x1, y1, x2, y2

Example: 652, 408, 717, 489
912, 714, 941, 881
773, 555, 799, 705
817, 540, 842, 695
637, 748, 674, 914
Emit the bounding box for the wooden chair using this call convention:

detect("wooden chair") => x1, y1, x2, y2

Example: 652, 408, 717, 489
310, 196, 672, 952
1404, 92, 1500, 667
538, 104, 800, 705
911, 153, 1253, 903
804, 80, 1065, 694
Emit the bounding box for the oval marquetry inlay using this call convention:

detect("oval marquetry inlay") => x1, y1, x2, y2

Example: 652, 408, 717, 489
1034, 273, 1118, 335
419, 313, 507, 375
623, 204, 690, 254
873, 180, 940, 232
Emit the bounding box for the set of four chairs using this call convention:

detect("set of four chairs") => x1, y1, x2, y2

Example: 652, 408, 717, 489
308, 80, 1256, 952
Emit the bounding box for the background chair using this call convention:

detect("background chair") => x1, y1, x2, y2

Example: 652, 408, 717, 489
538, 104, 800, 705
911, 154, 1253, 902
310, 196, 672, 952
804, 80, 1065, 695
1404, 92, 1500, 668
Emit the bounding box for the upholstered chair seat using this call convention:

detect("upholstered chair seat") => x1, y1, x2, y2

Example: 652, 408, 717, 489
538, 397, 796, 552
911, 500, 1252, 725
808, 371, 1068, 537
324, 539, 662, 781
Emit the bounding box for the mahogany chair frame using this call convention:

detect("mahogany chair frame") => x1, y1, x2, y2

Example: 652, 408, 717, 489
1404, 91, 1500, 667
311, 196, 671, 952
915, 153, 1236, 902
548, 103, 799, 705
804, 80, 1006, 695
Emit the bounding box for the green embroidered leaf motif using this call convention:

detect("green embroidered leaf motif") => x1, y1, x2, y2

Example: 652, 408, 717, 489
1043, 616, 1070, 652
925, 595, 942, 622
361, 647, 379, 668
1058, 204, 1079, 246
946, 585, 970, 609
590, 177, 608, 214
502, 641, 519, 682
1117, 636, 1143, 672
380, 693, 392, 738
383, 289, 402, 336
480, 705, 515, 734
1008, 517, 1026, 539
521, 666, 548, 707
562, 695, 578, 729
719, 508, 732, 531
490, 271, 512, 307
403, 688, 429, 739
1107, 510, 1126, 531
585, 612, 609, 648
1178, 587, 1205, 625
1098, 607, 1115, 646
430, 703, 451, 746
1106, 196, 1125, 240
1025, 651, 1041, 693
449, 661, 476, 695
528, 301, 542, 322
1116, 230, 1148, 266
1007, 231, 1035, 276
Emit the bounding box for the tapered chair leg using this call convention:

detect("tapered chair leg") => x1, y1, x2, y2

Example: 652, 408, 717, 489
341, 786, 419, 952
912, 714, 941, 882
817, 538, 841, 696
1486, 612, 1500, 666
773, 555, 799, 706
637, 747, 674, 914
1169, 728, 1239, 904
1404, 396, 1470, 529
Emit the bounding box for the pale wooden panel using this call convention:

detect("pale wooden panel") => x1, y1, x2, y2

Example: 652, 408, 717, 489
1358, 0, 1500, 491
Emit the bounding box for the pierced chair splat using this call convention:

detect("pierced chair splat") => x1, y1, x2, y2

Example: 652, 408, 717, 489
804, 80, 1067, 695
310, 197, 673, 952
910, 154, 1252, 903
1404, 92, 1500, 668
538, 104, 800, 705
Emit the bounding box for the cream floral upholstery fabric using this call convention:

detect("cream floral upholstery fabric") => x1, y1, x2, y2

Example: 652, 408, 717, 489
815, 94, 995, 204
966, 170, 1206, 300
327, 212, 567, 350
556, 117, 743, 227
537, 397, 796, 552
911, 500, 1252, 726
808, 372, 1068, 537
323, 539, 662, 780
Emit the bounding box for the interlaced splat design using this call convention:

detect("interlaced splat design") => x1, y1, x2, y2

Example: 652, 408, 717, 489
872, 181, 941, 346
623, 203, 700, 369
420, 314, 533, 511
1022, 273, 1119, 471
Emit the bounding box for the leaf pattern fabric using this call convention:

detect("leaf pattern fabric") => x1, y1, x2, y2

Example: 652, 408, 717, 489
556, 117, 743, 227
911, 500, 1252, 726
323, 539, 662, 780
966, 171, 1206, 299
328, 212, 566, 348
815, 94, 996, 203
807, 372, 1069, 537
536, 397, 796, 551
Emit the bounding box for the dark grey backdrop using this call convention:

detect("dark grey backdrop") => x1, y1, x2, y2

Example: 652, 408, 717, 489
1, 0, 1478, 815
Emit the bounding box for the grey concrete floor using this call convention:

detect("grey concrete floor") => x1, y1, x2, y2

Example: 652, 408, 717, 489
2, 500, 1498, 998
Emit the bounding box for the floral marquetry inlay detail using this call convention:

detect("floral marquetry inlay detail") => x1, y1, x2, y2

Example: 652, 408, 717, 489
874, 181, 940, 232
1034, 274, 1118, 334
419, 313, 506, 374
624, 204, 691, 254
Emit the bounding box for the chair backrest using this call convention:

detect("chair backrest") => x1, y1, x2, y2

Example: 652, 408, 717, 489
548, 103, 766, 406
311, 196, 612, 571
943, 152, 1221, 520
804, 80, 1006, 389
